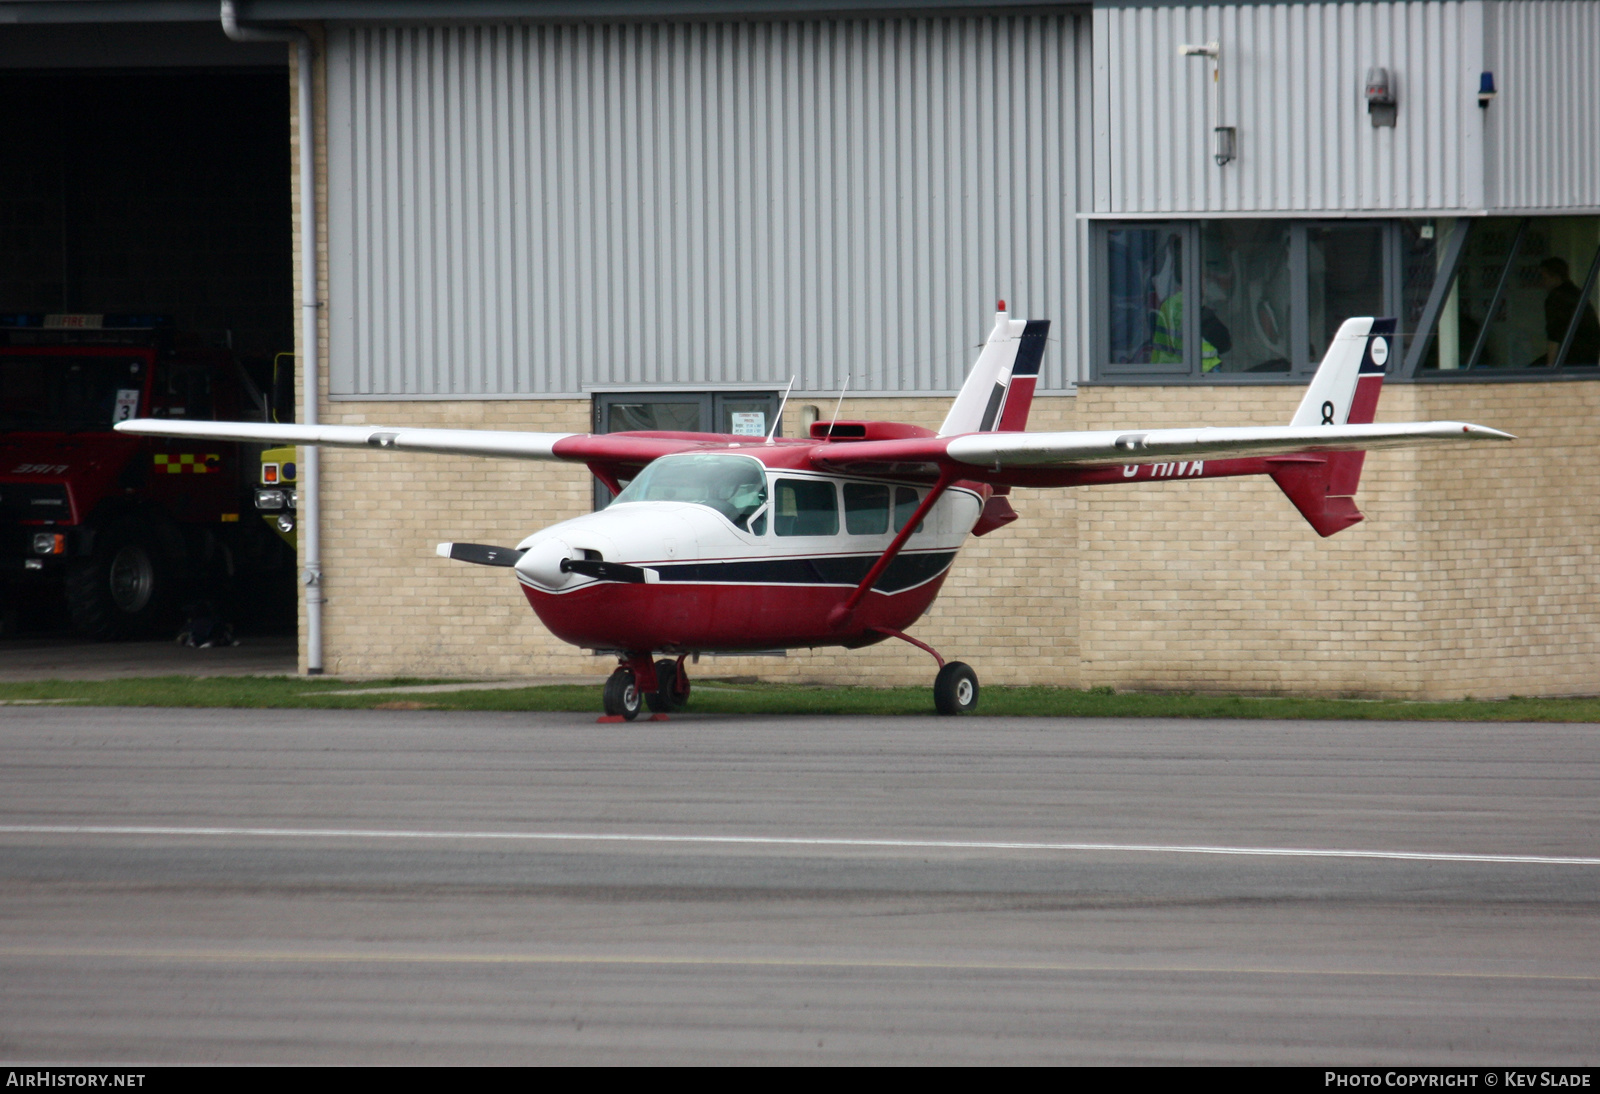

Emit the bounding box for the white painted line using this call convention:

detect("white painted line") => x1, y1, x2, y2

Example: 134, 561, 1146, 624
0, 824, 1596, 866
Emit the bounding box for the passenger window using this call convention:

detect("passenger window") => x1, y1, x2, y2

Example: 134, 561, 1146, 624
774, 478, 839, 537
894, 487, 924, 533
844, 484, 890, 535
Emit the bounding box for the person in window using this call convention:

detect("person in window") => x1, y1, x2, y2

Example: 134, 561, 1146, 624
1152, 283, 1234, 372
1534, 257, 1600, 367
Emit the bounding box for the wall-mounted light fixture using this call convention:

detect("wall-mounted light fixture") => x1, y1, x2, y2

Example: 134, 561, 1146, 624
1365, 66, 1397, 127
1478, 71, 1497, 108
1179, 40, 1235, 166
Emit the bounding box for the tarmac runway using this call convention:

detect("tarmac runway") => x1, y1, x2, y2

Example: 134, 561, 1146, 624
0, 706, 1596, 1065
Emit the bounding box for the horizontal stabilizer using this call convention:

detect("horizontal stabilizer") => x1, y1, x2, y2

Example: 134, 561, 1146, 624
1268, 459, 1364, 538
437, 542, 524, 567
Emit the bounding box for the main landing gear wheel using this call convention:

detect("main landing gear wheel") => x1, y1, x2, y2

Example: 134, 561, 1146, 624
602, 667, 643, 721
933, 661, 980, 715
644, 658, 690, 714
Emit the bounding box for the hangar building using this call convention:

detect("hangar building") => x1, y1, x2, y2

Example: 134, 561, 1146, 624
11, 0, 1600, 698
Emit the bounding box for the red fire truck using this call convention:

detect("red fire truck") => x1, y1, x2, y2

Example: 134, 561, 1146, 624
0, 315, 294, 639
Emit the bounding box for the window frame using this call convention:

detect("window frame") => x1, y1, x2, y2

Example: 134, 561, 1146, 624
1092, 218, 1413, 383
1403, 216, 1600, 379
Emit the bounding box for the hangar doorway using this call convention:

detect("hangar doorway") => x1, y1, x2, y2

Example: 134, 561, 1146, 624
0, 46, 297, 643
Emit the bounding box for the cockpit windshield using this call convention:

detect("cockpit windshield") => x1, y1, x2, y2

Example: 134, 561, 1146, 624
611, 453, 769, 531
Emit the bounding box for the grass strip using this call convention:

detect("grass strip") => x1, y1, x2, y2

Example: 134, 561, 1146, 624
1, 675, 1599, 720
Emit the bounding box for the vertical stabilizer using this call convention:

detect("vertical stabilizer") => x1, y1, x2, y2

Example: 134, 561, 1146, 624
938, 303, 1051, 436
1290, 317, 1393, 427
1273, 317, 1394, 537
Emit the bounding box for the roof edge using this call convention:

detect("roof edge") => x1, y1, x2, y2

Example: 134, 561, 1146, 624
1, 0, 1088, 24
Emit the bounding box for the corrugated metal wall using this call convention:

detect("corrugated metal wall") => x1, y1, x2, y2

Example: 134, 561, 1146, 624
1093, 1, 1486, 215
1491, 0, 1600, 210
327, 15, 1089, 399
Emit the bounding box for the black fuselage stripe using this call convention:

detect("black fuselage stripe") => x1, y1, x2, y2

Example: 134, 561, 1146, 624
651, 551, 957, 593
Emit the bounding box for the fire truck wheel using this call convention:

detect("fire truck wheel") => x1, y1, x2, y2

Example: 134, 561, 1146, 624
64, 520, 177, 640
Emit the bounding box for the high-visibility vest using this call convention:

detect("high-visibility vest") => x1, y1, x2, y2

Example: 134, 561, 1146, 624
1151, 293, 1221, 371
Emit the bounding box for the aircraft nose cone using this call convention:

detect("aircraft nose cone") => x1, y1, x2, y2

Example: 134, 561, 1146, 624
515, 538, 573, 589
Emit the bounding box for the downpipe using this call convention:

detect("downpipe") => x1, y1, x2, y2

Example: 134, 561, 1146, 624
221, 1, 324, 673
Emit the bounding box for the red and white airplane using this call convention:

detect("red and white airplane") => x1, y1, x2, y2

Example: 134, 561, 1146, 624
118, 306, 1510, 718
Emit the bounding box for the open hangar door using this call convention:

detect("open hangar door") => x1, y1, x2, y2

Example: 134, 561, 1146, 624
0, 22, 297, 641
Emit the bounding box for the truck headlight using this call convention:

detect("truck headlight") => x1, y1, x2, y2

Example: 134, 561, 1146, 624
276, 514, 296, 534
31, 533, 65, 555
287, 489, 298, 510
255, 488, 286, 511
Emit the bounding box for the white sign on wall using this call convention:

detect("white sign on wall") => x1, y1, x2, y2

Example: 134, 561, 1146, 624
730, 412, 766, 436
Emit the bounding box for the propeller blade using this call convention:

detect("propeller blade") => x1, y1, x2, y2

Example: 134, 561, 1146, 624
436, 542, 525, 567
559, 557, 651, 584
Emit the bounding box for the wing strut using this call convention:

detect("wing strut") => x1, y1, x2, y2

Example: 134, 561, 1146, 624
826, 469, 957, 631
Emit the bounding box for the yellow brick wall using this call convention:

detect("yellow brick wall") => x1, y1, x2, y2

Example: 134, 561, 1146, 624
303, 382, 1594, 699
1413, 382, 1600, 699
1072, 384, 1425, 698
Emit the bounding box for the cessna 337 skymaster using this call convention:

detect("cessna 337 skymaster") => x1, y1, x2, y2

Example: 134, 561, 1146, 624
117, 307, 1511, 718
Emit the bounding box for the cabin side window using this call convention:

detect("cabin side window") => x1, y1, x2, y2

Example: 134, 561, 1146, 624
844, 484, 889, 535
894, 487, 924, 533
774, 478, 838, 537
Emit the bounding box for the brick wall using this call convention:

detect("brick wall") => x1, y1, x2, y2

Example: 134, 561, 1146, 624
304, 381, 1593, 700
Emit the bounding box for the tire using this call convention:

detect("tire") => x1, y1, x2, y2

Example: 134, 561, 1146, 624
64, 519, 178, 640
933, 660, 980, 715
644, 658, 690, 713
602, 667, 643, 720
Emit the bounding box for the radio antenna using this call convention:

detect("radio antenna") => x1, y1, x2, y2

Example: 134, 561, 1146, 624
827, 374, 850, 439
765, 376, 796, 445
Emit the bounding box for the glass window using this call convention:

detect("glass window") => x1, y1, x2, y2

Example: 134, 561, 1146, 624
1201, 221, 1292, 373
893, 487, 923, 533
1100, 215, 1600, 381
1107, 226, 1185, 366
774, 478, 838, 537
1398, 220, 1441, 360
1452, 219, 1528, 369
1419, 217, 1600, 372
1307, 223, 1385, 367
844, 483, 890, 535
611, 452, 768, 530
605, 399, 701, 433
1521, 218, 1600, 368
0, 355, 147, 432
719, 399, 770, 438
843, 483, 890, 535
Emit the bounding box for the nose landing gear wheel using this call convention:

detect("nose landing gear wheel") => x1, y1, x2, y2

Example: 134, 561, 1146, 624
933, 661, 979, 715
602, 667, 643, 720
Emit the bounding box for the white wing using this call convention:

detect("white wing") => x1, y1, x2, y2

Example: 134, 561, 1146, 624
945, 422, 1514, 469
114, 419, 578, 461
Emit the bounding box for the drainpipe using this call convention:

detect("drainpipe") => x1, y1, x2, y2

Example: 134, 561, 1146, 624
221, 1, 324, 673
